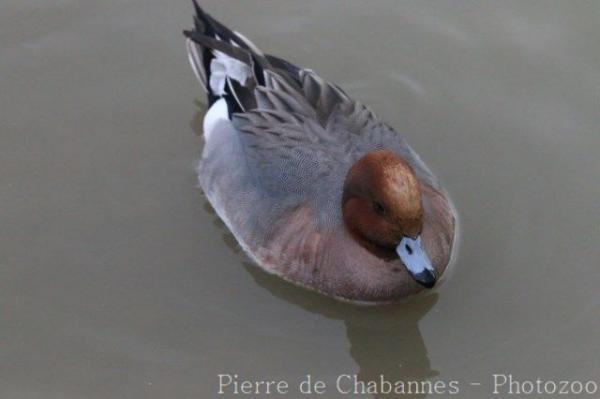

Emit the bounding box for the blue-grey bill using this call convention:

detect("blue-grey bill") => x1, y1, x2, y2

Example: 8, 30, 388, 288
396, 236, 437, 288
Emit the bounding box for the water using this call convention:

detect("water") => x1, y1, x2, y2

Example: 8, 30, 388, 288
2, 1, 599, 398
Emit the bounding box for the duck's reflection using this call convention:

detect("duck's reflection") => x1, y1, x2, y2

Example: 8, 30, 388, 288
244, 262, 439, 399
190, 99, 207, 136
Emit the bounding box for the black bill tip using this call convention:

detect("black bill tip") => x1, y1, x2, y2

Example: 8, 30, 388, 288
411, 268, 437, 288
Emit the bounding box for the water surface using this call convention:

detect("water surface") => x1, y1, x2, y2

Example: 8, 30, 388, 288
2, 1, 599, 398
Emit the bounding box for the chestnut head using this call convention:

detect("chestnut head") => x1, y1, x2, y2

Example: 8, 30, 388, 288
342, 150, 436, 288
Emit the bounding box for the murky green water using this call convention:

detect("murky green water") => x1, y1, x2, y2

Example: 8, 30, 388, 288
2, 1, 599, 398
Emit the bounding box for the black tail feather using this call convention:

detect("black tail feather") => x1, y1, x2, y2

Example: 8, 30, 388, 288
183, 0, 303, 109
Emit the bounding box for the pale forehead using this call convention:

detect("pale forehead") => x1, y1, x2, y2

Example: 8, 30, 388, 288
380, 162, 421, 205
381, 161, 418, 186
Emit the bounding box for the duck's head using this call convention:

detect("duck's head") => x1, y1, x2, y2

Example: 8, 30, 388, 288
342, 150, 436, 288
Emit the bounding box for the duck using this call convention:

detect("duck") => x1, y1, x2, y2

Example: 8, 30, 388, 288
183, 1, 457, 304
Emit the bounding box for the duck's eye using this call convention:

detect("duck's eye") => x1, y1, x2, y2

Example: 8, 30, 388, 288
372, 201, 386, 216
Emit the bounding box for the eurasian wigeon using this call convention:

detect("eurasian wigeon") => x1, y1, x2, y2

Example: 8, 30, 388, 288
183, 1, 457, 303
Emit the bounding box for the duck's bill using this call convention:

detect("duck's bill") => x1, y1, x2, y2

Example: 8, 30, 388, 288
396, 236, 437, 288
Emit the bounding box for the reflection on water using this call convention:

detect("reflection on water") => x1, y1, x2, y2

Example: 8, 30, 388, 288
190, 100, 207, 136
245, 264, 438, 399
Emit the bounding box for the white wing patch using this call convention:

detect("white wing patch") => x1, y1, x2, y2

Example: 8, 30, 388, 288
209, 50, 252, 95
203, 98, 229, 141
